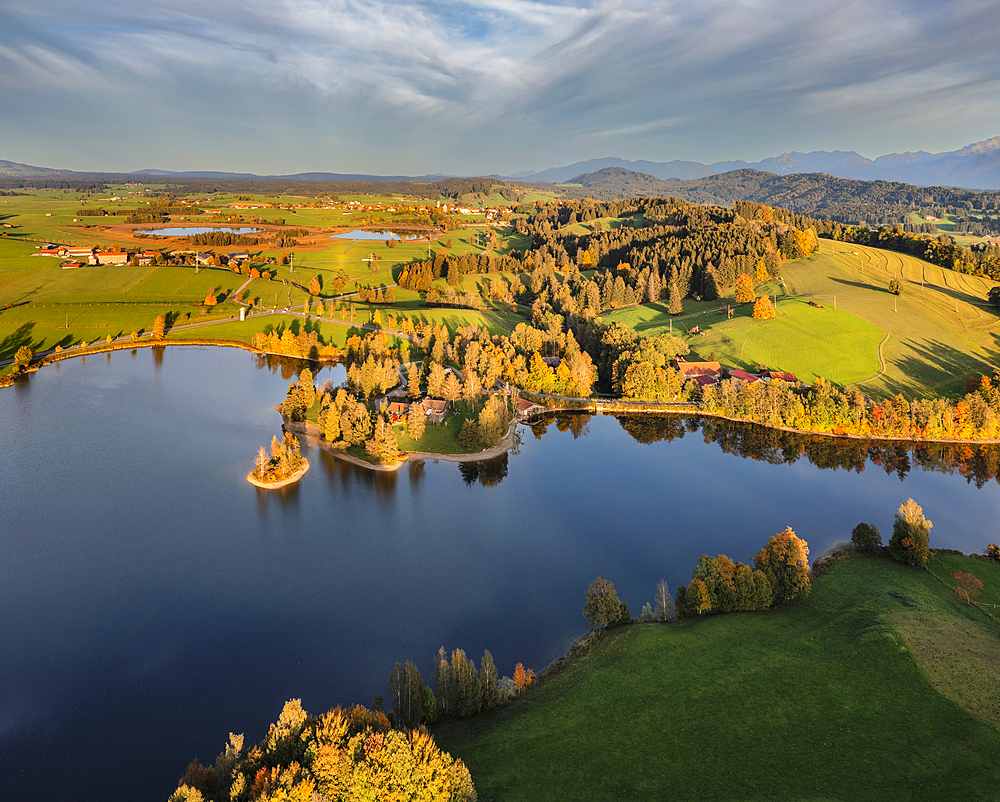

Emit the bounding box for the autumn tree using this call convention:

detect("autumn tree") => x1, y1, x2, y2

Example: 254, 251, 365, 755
308, 275, 321, 296
365, 414, 400, 464
13, 345, 35, 371
513, 662, 534, 693
851, 522, 882, 556
148, 311, 170, 341
888, 498, 932, 567
406, 401, 426, 441
953, 571, 983, 605
298, 367, 316, 409
441, 372, 462, 403
583, 577, 630, 630
752, 295, 776, 320
734, 272, 755, 303
754, 527, 810, 606
426, 362, 446, 398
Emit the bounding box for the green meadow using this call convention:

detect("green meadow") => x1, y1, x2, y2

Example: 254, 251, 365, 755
435, 556, 1000, 801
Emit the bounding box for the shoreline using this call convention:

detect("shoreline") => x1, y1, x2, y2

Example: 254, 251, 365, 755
284, 417, 521, 471
8, 339, 1000, 449
246, 458, 310, 488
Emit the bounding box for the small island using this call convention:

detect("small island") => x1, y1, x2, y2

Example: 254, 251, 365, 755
247, 431, 309, 488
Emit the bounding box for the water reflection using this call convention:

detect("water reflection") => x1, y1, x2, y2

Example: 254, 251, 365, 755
614, 413, 1000, 488
459, 453, 509, 487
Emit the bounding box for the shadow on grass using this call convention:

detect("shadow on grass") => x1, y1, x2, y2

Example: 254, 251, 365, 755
0, 321, 42, 361
875, 338, 997, 398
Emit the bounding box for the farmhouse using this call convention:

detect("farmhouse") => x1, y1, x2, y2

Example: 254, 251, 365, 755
728, 369, 762, 384
766, 371, 798, 383
94, 251, 129, 265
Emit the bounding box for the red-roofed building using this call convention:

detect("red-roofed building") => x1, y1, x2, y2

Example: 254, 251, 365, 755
673, 359, 722, 379
766, 371, 798, 383
386, 401, 409, 422
515, 397, 546, 418
728, 369, 762, 383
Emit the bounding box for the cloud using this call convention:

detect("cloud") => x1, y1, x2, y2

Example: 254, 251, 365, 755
2, 0, 1000, 172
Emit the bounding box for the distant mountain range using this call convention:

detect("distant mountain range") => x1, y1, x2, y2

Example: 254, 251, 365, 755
520, 136, 1000, 190
4, 135, 1000, 189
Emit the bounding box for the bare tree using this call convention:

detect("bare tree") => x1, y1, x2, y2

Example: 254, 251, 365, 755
655, 579, 675, 621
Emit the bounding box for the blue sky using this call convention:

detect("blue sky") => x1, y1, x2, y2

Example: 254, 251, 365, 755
3, 0, 1000, 175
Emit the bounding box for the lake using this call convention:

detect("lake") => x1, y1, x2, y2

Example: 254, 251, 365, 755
135, 227, 264, 236
2, 347, 999, 801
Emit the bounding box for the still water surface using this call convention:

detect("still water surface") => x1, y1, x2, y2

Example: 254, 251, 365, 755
2, 346, 999, 800
135, 227, 264, 236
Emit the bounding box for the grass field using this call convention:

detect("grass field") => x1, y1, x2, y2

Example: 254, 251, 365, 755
604, 239, 1000, 398
434, 557, 1000, 801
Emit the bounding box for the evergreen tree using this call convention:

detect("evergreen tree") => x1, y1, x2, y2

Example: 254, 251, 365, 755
851, 522, 882, 556
668, 277, 683, 315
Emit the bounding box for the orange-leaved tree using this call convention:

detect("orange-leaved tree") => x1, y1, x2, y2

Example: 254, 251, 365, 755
734, 273, 755, 304
752, 295, 776, 320
953, 571, 983, 604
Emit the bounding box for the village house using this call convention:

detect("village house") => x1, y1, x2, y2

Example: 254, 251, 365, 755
422, 399, 449, 423
765, 371, 798, 383
385, 401, 409, 423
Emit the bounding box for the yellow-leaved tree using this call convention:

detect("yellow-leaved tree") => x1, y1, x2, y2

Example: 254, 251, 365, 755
754, 527, 810, 606
734, 273, 755, 304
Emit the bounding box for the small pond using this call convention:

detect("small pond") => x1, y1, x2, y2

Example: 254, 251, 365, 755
330, 229, 420, 241
135, 227, 265, 236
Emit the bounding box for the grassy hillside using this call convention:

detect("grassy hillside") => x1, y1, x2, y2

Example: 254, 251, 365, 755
434, 557, 1000, 801
604, 238, 1000, 398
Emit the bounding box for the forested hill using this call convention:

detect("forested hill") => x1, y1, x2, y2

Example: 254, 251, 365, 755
557, 167, 1000, 227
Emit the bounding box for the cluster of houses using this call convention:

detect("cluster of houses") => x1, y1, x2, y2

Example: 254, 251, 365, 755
37, 243, 250, 270
672, 357, 798, 388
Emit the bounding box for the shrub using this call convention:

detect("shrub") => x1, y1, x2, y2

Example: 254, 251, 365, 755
985, 544, 1000, 562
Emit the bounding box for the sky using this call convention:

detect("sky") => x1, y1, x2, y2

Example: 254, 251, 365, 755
3, 0, 1000, 176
